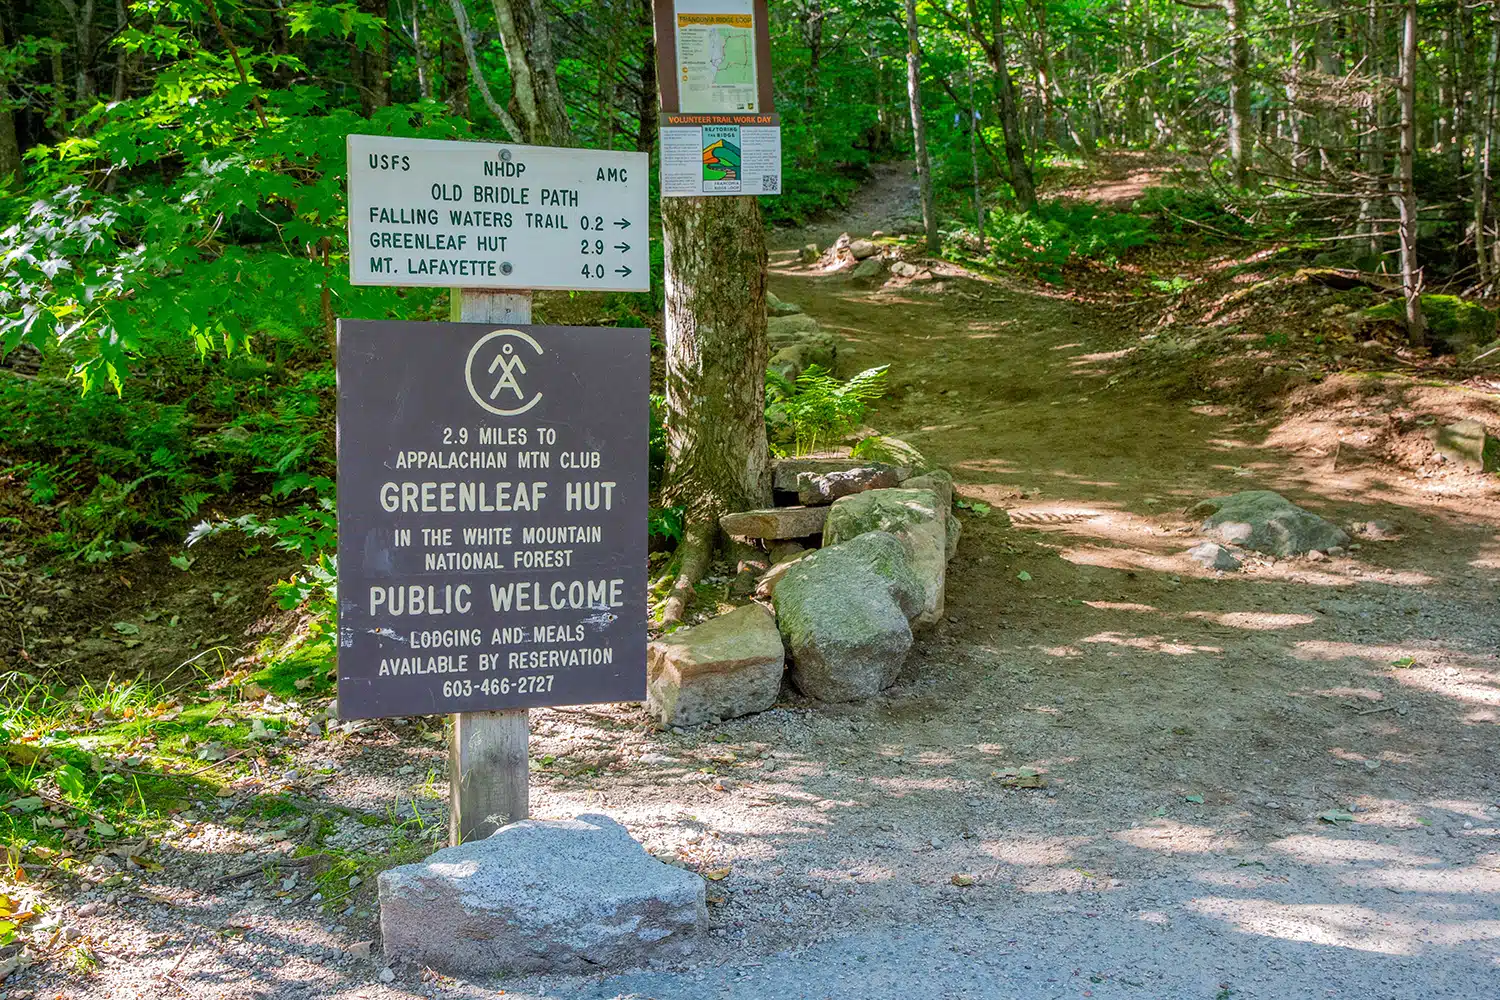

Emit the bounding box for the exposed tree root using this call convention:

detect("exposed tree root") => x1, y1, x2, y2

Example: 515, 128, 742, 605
659, 515, 717, 628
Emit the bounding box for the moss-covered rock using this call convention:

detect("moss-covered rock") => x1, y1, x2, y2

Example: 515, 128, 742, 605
1356, 295, 1496, 353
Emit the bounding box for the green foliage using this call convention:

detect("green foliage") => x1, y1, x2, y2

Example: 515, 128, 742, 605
765, 363, 889, 457
1133, 186, 1260, 239
0, 347, 334, 558
981, 202, 1155, 271
1, 14, 463, 389
648, 504, 685, 544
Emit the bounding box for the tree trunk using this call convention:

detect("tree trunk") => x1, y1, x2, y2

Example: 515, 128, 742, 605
370, 0, 392, 109
658, 196, 772, 623
413, 0, 433, 100
1283, 0, 1307, 172
968, 62, 985, 247
906, 0, 938, 251
968, 0, 1036, 208
1476, 5, 1499, 288
635, 0, 657, 153
806, 0, 824, 86
0, 16, 20, 184
441, 36, 471, 116
447, 0, 524, 139
1360, 0, 1384, 258
1396, 0, 1425, 346
491, 0, 573, 145
1225, 0, 1252, 185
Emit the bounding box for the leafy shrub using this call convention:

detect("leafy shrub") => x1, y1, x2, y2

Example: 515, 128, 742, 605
1133, 186, 1259, 238
983, 202, 1155, 270
765, 363, 889, 456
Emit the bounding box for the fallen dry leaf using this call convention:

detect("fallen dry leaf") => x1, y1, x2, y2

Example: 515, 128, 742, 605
995, 767, 1046, 789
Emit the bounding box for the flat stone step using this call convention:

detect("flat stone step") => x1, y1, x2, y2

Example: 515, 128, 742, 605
773, 456, 906, 492
720, 505, 828, 539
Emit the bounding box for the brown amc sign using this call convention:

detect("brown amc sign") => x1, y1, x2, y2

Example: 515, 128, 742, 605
335, 320, 649, 719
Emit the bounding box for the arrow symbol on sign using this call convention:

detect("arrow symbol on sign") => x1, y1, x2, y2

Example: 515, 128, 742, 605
614, 218, 631, 229
614, 242, 631, 253
615, 266, 632, 277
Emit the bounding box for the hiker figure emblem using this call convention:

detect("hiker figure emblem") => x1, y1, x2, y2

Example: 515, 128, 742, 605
465, 328, 545, 416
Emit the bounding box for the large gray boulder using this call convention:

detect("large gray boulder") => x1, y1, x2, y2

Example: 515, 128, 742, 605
766, 291, 803, 316
772, 532, 922, 701
901, 469, 954, 510
901, 470, 960, 559
647, 604, 784, 726
823, 488, 949, 625
851, 256, 886, 284
769, 341, 835, 382
767, 314, 821, 340
1189, 491, 1350, 557
379, 815, 705, 974
1186, 541, 1242, 572
1432, 419, 1498, 472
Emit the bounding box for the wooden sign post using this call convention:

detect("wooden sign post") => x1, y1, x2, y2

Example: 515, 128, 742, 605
338, 135, 651, 847
450, 287, 532, 843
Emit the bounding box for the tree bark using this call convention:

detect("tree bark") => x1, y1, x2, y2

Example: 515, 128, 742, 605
1477, 5, 1499, 288
967, 0, 1036, 208
0, 16, 20, 185
1359, 0, 1384, 258
658, 195, 772, 623
446, 0, 523, 140
1225, 0, 1252, 185
1283, 0, 1307, 173
367, 0, 392, 109
1396, 0, 1425, 346
635, 0, 657, 153
491, 0, 573, 145
441, 36, 471, 115
413, 0, 433, 100
906, 0, 938, 251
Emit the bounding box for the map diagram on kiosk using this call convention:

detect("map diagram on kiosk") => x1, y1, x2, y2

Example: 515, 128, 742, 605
675, 11, 757, 113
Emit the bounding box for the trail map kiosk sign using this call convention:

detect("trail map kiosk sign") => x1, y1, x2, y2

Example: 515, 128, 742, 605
335, 320, 649, 719
346, 135, 649, 292
653, 0, 781, 198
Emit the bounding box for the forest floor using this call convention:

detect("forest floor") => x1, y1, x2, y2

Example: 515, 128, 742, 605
8, 158, 1500, 1000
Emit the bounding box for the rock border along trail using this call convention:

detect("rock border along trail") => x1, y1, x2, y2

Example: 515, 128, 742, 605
35, 167, 1500, 1000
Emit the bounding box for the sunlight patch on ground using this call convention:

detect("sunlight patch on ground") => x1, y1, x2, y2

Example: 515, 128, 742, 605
1113, 820, 1237, 855
1084, 601, 1158, 612
1182, 611, 1317, 630
1291, 640, 1441, 667
1269, 834, 1437, 866
1080, 632, 1223, 656
1188, 897, 1500, 955
1059, 543, 1193, 575
1070, 349, 1131, 364
981, 837, 1078, 868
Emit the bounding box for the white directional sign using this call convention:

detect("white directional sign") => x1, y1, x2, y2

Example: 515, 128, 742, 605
346, 134, 650, 293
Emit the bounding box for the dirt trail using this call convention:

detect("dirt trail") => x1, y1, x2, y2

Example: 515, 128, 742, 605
42, 167, 1500, 1000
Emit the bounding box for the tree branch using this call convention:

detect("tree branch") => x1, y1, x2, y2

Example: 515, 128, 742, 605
445, 0, 525, 141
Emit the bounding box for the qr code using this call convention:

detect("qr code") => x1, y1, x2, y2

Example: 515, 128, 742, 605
761, 174, 779, 193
